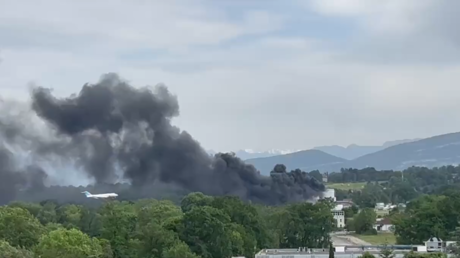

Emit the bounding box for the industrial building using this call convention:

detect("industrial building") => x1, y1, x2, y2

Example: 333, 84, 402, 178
323, 188, 336, 201
255, 246, 432, 258
254, 237, 456, 258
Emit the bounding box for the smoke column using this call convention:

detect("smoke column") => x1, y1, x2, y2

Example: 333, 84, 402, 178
0, 73, 325, 205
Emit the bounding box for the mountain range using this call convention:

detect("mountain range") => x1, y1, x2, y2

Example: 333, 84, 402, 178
242, 132, 460, 175
313, 139, 420, 160
209, 139, 420, 161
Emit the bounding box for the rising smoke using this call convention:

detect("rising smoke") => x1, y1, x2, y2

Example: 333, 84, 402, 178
0, 73, 325, 205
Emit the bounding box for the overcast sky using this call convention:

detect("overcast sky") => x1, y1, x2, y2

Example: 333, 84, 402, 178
1, 0, 460, 152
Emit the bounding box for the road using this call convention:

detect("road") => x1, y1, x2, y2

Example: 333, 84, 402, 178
331, 233, 371, 246
331, 233, 377, 252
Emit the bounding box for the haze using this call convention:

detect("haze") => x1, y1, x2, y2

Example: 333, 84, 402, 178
1, 0, 459, 152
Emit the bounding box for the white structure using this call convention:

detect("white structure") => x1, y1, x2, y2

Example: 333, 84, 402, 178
425, 237, 443, 252
375, 202, 385, 209
373, 218, 393, 232
81, 191, 118, 200
332, 205, 345, 228
323, 188, 336, 202
336, 199, 354, 208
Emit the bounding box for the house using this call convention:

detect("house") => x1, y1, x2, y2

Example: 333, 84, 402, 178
425, 237, 443, 252
373, 217, 393, 232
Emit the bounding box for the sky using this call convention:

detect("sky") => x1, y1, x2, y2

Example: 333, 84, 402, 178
1, 0, 460, 152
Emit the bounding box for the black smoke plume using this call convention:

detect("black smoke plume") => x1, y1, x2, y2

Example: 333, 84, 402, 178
0, 73, 325, 205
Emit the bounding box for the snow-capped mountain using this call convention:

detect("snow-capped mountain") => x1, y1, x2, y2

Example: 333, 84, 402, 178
206, 149, 298, 160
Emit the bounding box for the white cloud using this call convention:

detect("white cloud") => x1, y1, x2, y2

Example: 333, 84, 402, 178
1, 0, 460, 152
0, 0, 284, 52
308, 0, 433, 35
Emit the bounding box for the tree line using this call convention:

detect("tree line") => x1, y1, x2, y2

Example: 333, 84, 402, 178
391, 190, 460, 245
341, 187, 460, 246
316, 165, 460, 208
0, 192, 335, 258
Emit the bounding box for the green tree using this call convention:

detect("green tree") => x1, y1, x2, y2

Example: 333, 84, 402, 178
134, 222, 178, 258
179, 206, 232, 258
353, 208, 377, 235
45, 222, 65, 232
8, 202, 42, 217
0, 240, 33, 258
180, 192, 213, 213
447, 225, 460, 258
211, 196, 270, 249
393, 195, 449, 244
99, 201, 137, 258
36, 201, 58, 225
0, 206, 44, 248
78, 207, 102, 237
359, 252, 376, 258
137, 200, 182, 227
343, 205, 359, 218
163, 242, 200, 258
353, 184, 390, 208
379, 243, 395, 258
280, 202, 334, 248
34, 228, 104, 258
58, 204, 83, 229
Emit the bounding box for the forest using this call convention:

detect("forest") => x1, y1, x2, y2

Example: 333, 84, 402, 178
316, 165, 460, 207
0, 192, 336, 258
3, 164, 460, 257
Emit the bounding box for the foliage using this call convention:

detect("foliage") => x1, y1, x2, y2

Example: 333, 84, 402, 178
0, 240, 33, 258
343, 205, 359, 218
353, 208, 377, 235
0, 192, 335, 258
392, 194, 460, 244
34, 228, 104, 258
403, 252, 447, 258
327, 165, 460, 206
0, 206, 44, 248
358, 252, 376, 258
379, 243, 395, 258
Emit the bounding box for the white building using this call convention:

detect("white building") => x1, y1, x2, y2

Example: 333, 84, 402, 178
323, 188, 336, 202
332, 205, 345, 228
373, 218, 393, 232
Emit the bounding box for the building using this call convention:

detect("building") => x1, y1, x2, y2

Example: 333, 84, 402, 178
425, 237, 443, 252
323, 188, 336, 202
322, 173, 328, 183
336, 199, 354, 208
332, 204, 345, 228
373, 217, 394, 232
255, 246, 427, 258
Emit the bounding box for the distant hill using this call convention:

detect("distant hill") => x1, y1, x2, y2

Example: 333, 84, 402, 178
244, 150, 346, 175
314, 139, 420, 160
338, 132, 460, 171
245, 132, 460, 173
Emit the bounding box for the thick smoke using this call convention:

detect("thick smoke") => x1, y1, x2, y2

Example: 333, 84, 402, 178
0, 73, 324, 205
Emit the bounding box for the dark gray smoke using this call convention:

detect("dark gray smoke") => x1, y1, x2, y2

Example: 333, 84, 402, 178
0, 144, 48, 204
0, 73, 324, 205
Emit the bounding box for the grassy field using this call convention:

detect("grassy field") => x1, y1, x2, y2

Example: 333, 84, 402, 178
353, 233, 397, 245
375, 209, 390, 217
326, 182, 367, 190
